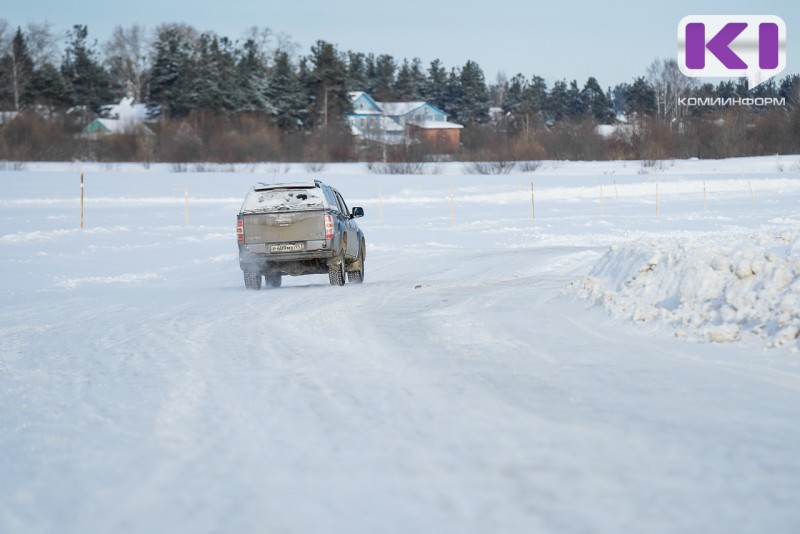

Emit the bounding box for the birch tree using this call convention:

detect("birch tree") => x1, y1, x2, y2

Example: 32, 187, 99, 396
103, 24, 149, 101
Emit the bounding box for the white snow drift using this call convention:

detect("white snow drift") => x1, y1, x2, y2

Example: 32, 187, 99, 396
571, 235, 800, 349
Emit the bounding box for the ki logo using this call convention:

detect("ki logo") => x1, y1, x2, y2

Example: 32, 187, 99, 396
678, 15, 786, 89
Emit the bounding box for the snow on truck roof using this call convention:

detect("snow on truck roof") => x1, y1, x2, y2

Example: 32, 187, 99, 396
253, 181, 320, 191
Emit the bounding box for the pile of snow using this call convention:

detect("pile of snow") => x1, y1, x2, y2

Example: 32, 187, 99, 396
571, 234, 800, 350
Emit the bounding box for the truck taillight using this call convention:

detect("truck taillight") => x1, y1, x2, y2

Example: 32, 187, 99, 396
237, 219, 244, 244
325, 214, 334, 239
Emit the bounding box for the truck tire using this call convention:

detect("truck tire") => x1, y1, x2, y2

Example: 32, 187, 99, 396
328, 251, 346, 286
347, 242, 365, 284
244, 271, 262, 290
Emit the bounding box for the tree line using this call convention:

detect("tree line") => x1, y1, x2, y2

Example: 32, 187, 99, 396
1, 20, 799, 164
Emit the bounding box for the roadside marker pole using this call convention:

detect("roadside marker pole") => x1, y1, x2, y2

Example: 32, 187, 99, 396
80, 173, 84, 230
656, 182, 660, 217
743, 166, 755, 207
703, 181, 707, 212
614, 179, 619, 200
184, 184, 189, 226
531, 181, 535, 221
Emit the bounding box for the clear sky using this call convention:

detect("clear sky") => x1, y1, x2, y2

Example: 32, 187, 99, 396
2, 0, 799, 89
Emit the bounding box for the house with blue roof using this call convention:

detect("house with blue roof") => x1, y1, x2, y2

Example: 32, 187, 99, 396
346, 92, 463, 153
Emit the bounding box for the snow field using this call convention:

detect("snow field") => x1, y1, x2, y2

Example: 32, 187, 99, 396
2, 156, 800, 533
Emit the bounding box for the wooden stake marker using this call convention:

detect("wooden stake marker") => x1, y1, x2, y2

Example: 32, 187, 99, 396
80, 173, 84, 229
656, 182, 660, 216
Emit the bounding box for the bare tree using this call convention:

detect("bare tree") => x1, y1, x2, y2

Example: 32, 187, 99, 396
0, 19, 10, 110
784, 76, 800, 109
490, 71, 508, 108
25, 21, 59, 67
646, 59, 665, 118
103, 24, 150, 101
152, 22, 199, 49
0, 19, 10, 51
241, 25, 298, 68
242, 26, 272, 65
8, 31, 32, 110
273, 31, 299, 59
647, 58, 695, 122
0, 23, 35, 111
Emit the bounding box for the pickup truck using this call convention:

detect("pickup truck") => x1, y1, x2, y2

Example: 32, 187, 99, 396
236, 180, 366, 289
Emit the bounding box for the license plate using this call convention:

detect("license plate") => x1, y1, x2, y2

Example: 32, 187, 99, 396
270, 243, 304, 253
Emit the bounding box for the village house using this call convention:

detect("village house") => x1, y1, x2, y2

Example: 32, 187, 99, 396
0, 111, 20, 126
346, 91, 463, 154
83, 97, 157, 138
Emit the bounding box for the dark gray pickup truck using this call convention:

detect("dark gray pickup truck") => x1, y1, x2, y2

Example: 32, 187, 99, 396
236, 180, 366, 289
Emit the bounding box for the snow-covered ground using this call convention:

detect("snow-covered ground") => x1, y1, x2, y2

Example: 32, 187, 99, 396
2, 157, 800, 533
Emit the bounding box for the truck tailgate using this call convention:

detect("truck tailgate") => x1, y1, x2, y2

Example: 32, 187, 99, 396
242, 210, 325, 244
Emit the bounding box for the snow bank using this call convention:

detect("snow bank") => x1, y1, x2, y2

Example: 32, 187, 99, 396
570, 235, 800, 350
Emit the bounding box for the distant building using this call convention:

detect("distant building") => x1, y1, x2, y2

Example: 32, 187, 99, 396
594, 123, 634, 142
346, 91, 463, 153
84, 118, 156, 137
406, 121, 462, 154
83, 97, 158, 138
0, 111, 20, 126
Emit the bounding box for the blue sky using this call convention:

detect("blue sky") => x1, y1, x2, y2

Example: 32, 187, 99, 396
3, 0, 799, 88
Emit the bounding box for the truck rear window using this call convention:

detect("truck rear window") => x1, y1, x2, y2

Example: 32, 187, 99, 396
242, 188, 326, 213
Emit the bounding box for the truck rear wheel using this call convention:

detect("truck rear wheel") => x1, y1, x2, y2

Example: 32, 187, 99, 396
328, 252, 346, 286
347, 242, 365, 284
244, 271, 262, 290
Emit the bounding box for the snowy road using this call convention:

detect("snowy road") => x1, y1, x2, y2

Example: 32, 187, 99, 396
2, 159, 800, 533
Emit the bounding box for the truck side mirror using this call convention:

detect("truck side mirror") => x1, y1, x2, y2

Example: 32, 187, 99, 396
351, 207, 364, 218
